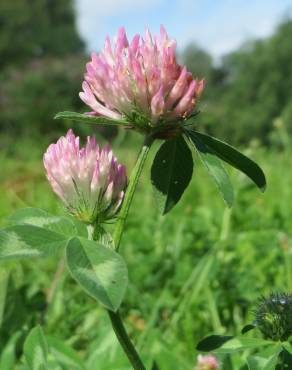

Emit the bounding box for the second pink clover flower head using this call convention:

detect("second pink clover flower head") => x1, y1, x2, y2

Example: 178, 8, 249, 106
43, 129, 127, 223
195, 354, 219, 370
80, 26, 204, 133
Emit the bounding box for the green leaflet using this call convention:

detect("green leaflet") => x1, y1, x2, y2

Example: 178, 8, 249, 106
151, 136, 193, 214
66, 237, 128, 312
189, 133, 234, 207
7, 207, 85, 238
197, 335, 274, 353
24, 326, 48, 370
0, 224, 68, 260
188, 130, 266, 191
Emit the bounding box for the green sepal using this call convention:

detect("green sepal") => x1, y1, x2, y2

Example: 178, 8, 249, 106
54, 111, 129, 127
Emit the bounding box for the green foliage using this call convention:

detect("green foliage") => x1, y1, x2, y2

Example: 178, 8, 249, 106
8, 208, 82, 237
46, 336, 84, 369
0, 332, 21, 370
0, 0, 87, 140
151, 136, 193, 214
188, 130, 266, 191
181, 19, 292, 144
0, 207, 128, 312
66, 237, 128, 312
23, 326, 85, 370
2, 7, 292, 145
197, 291, 292, 368
0, 224, 67, 260
180, 43, 213, 83
0, 57, 86, 137
197, 332, 286, 368
241, 324, 256, 335
247, 346, 282, 370
0, 0, 84, 68
197, 335, 274, 353
0, 4, 292, 367
188, 132, 234, 207
196, 335, 233, 352
0, 141, 291, 369
23, 326, 48, 370
0, 208, 89, 261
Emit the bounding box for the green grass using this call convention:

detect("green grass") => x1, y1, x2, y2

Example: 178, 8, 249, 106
0, 132, 291, 369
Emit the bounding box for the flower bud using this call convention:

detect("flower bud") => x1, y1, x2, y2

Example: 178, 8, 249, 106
43, 129, 127, 223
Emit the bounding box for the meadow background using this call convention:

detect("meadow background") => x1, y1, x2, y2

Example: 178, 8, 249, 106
0, 0, 292, 369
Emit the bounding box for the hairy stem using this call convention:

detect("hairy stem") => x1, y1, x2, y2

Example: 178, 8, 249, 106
113, 135, 153, 251
47, 257, 65, 305
108, 311, 146, 370
94, 136, 153, 370
108, 136, 153, 369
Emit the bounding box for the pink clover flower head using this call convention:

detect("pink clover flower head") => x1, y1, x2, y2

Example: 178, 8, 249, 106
43, 129, 127, 223
195, 354, 219, 370
79, 26, 204, 135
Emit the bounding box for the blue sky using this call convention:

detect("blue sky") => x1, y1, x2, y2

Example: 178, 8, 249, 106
75, 0, 292, 59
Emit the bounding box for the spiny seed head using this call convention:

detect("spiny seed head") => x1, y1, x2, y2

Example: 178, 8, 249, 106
254, 292, 292, 341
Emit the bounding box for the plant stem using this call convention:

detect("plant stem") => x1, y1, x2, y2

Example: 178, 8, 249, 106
219, 207, 232, 241
113, 135, 153, 251
107, 136, 153, 369
108, 311, 146, 370
47, 257, 65, 305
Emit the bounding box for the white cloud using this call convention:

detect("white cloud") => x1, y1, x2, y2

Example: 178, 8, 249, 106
74, 0, 164, 51
176, 0, 292, 59
76, 0, 159, 16
74, 0, 292, 57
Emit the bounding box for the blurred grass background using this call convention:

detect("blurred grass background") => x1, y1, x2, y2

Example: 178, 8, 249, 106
0, 0, 292, 369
